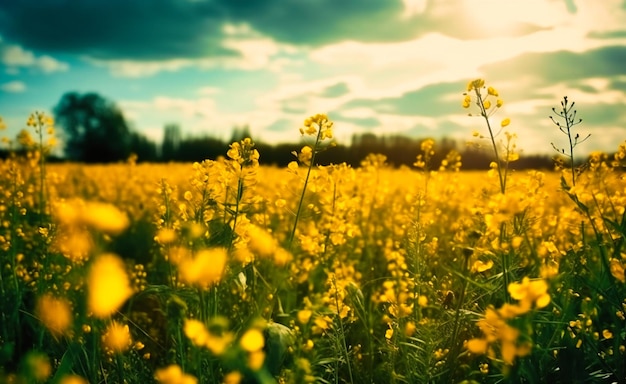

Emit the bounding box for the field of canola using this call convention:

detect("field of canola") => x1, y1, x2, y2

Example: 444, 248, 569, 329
1, 84, 626, 384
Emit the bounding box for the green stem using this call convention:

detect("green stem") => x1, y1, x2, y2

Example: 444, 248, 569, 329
333, 276, 354, 384
475, 90, 505, 194
288, 130, 323, 250
229, 173, 245, 250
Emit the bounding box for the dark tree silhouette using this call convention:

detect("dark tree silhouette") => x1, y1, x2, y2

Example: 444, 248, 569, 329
161, 123, 181, 161
129, 131, 158, 162
54, 92, 132, 162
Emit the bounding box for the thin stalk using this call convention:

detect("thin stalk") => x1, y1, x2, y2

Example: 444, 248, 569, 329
115, 353, 125, 384
500, 222, 511, 304
445, 248, 472, 378
475, 90, 505, 194
229, 174, 245, 250
288, 129, 323, 250
37, 119, 46, 220
333, 276, 354, 384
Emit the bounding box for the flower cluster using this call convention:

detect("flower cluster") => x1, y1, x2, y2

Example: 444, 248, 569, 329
299, 113, 334, 140
466, 277, 550, 364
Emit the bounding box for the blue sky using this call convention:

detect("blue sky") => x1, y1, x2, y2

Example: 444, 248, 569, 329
1, 0, 625, 155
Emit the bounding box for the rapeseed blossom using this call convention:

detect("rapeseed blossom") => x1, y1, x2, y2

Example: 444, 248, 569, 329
155, 364, 198, 384
102, 321, 132, 353
88, 253, 133, 318
35, 294, 72, 337
299, 113, 333, 140
176, 247, 227, 289
507, 277, 551, 313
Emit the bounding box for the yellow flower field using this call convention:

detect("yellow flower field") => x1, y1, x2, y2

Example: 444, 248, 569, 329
1, 84, 626, 383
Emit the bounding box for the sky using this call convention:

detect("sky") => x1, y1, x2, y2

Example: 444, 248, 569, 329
1, 0, 625, 156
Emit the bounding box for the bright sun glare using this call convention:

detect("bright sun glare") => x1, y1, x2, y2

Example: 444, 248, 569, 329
462, 0, 559, 34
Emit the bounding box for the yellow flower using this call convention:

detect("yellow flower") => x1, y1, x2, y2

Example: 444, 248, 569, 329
462, 95, 472, 107
156, 228, 177, 244
610, 259, 625, 283
35, 294, 72, 337
240, 329, 265, 352
223, 371, 243, 384
385, 326, 394, 340
404, 321, 417, 337
467, 78, 485, 91
472, 259, 494, 273
59, 375, 89, 384
177, 248, 228, 289
496, 99, 503, 108
88, 253, 133, 318
298, 146, 313, 165
466, 338, 488, 354
487, 86, 499, 96
155, 364, 198, 384
508, 277, 551, 312
501, 118, 511, 127
102, 321, 132, 353
247, 350, 265, 371
184, 319, 210, 347
297, 309, 313, 324
483, 100, 491, 109
80, 201, 129, 235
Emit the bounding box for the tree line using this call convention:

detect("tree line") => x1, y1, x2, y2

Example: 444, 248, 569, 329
2, 92, 559, 169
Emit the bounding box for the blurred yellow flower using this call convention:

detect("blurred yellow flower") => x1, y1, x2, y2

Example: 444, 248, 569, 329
223, 371, 243, 384
102, 321, 132, 353
508, 277, 550, 312
59, 375, 89, 384
88, 253, 132, 318
462, 95, 471, 108
610, 259, 625, 283
155, 364, 198, 384
240, 329, 264, 352
472, 259, 494, 273
184, 319, 210, 346
501, 118, 511, 127
297, 309, 313, 324
156, 228, 177, 244
467, 78, 485, 91
466, 338, 488, 354
55, 200, 129, 235
177, 248, 228, 289
35, 294, 72, 337
80, 201, 129, 235
298, 146, 313, 165
248, 350, 266, 371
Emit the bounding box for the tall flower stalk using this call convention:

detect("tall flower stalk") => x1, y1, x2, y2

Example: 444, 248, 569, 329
550, 96, 589, 187
463, 79, 512, 194
287, 113, 334, 249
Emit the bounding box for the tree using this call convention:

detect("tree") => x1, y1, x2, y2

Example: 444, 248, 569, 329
53, 92, 132, 162
161, 123, 181, 161
129, 131, 158, 162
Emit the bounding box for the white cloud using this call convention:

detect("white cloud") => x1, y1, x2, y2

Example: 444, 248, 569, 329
197, 86, 221, 96
37, 55, 70, 73
86, 57, 193, 78
1, 44, 69, 73
1, 80, 26, 93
